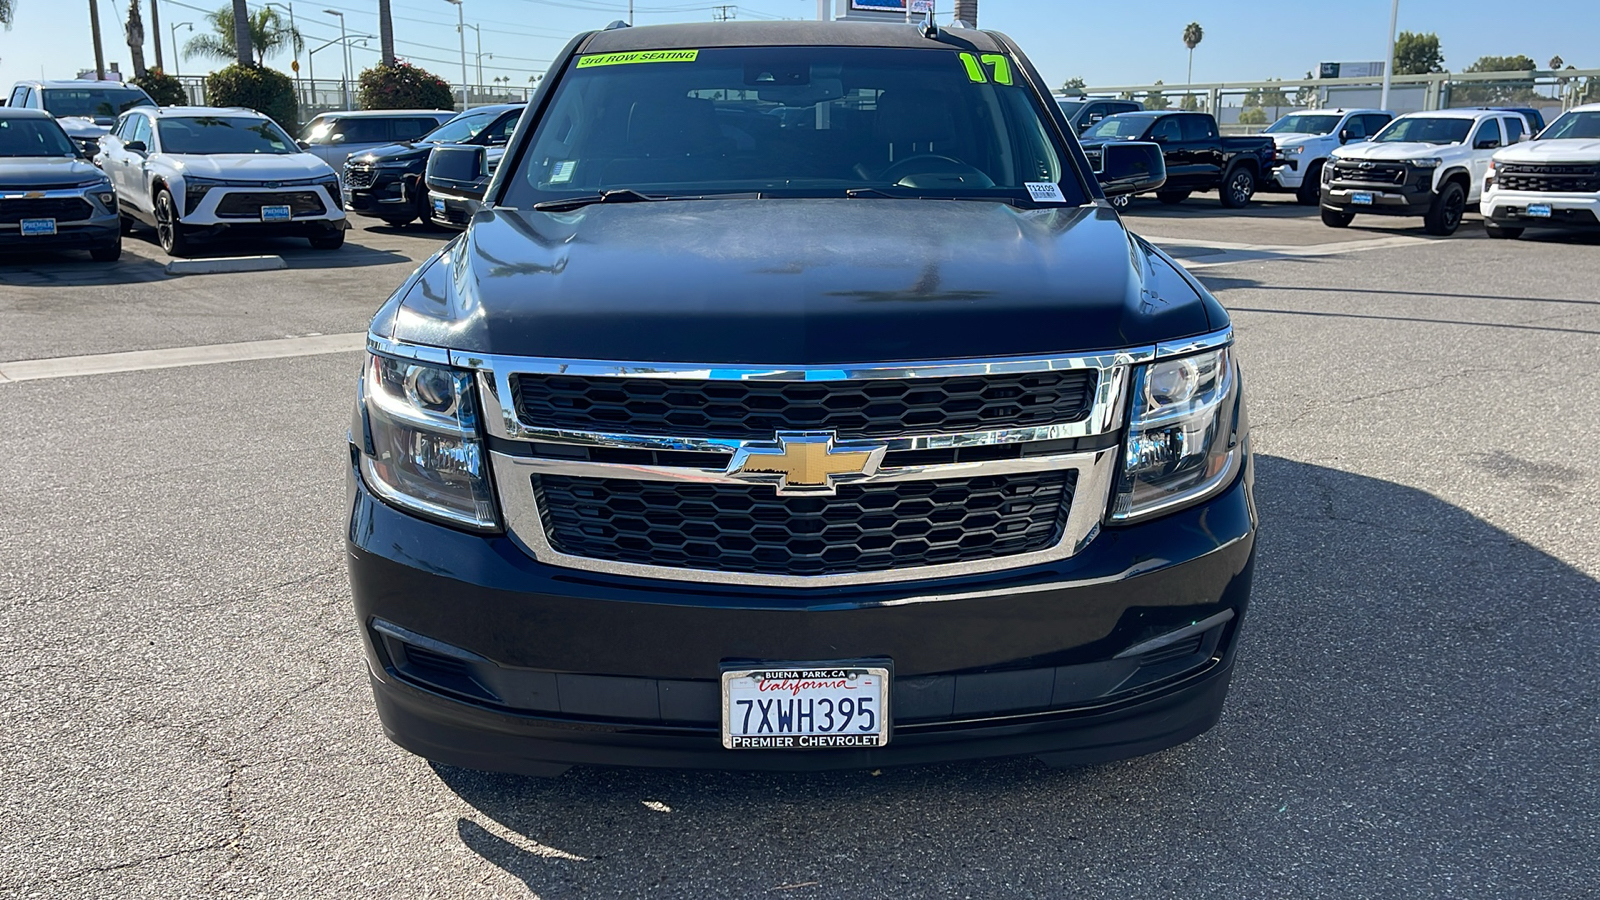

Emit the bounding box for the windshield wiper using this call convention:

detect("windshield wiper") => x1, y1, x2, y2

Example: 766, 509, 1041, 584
846, 188, 1028, 207
533, 189, 664, 212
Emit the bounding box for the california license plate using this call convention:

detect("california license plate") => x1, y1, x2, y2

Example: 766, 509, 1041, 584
721, 664, 889, 750
1526, 203, 1552, 217
20, 218, 57, 236
1352, 192, 1374, 205
260, 204, 292, 222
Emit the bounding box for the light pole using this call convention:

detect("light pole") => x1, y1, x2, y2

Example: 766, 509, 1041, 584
308, 33, 372, 112
444, 0, 469, 109
324, 9, 350, 108
169, 21, 192, 78
1379, 0, 1399, 110
465, 23, 487, 94
266, 3, 300, 108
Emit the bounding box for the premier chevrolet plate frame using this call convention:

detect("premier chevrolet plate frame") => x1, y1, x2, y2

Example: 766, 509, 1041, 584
720, 663, 891, 750
261, 204, 292, 222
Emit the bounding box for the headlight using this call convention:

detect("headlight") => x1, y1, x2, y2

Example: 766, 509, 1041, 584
1284, 145, 1304, 156
357, 352, 498, 530
1484, 159, 1496, 188
1406, 158, 1442, 168
1109, 346, 1244, 522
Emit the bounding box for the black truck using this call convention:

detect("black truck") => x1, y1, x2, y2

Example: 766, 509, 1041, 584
1079, 110, 1276, 208
348, 20, 1255, 775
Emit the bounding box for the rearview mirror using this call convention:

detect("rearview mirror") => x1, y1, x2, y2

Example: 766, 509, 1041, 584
426, 145, 489, 201
1095, 141, 1166, 198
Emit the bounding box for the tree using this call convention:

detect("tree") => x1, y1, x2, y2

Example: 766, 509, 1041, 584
184, 6, 301, 67
1180, 93, 1199, 111
1393, 31, 1444, 75
378, 0, 395, 66
1183, 22, 1203, 85
1145, 80, 1170, 111
131, 68, 189, 105
0, 0, 14, 29
1239, 107, 1267, 126
231, 0, 250, 66
125, 0, 148, 78
1465, 54, 1537, 73
358, 61, 453, 110
1455, 54, 1540, 104
1059, 76, 1086, 97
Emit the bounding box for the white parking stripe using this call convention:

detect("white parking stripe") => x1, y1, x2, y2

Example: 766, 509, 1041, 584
1141, 233, 1434, 269
0, 333, 365, 384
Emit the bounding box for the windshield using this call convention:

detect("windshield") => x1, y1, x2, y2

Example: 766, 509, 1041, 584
505, 46, 1084, 207
1264, 114, 1340, 135
1081, 115, 1149, 140
0, 117, 78, 157
1372, 117, 1472, 145
41, 87, 154, 119
423, 110, 499, 144
156, 116, 297, 154
1056, 99, 1085, 116
1538, 110, 1600, 140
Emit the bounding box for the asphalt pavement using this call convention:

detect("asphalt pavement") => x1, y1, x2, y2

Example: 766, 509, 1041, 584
2, 198, 1596, 898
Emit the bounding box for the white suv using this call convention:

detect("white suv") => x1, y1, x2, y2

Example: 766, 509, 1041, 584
1481, 102, 1600, 239
1261, 108, 1393, 204
98, 106, 346, 256
1320, 108, 1531, 235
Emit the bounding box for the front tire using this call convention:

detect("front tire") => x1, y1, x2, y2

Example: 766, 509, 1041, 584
154, 189, 192, 257
1296, 163, 1324, 205
1423, 182, 1466, 236
1156, 190, 1190, 205
1219, 166, 1256, 208
1484, 222, 1524, 240
309, 228, 346, 250
1321, 207, 1355, 228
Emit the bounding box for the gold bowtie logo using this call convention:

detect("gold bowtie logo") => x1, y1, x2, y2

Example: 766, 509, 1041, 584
726, 432, 886, 496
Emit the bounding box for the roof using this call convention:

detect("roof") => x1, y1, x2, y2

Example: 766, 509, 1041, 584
579, 20, 1007, 55
307, 108, 454, 118
11, 79, 147, 90
1569, 102, 1600, 113
1397, 108, 1514, 120
131, 106, 271, 118
0, 106, 54, 119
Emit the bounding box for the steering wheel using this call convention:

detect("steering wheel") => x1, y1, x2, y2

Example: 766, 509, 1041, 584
880, 154, 981, 185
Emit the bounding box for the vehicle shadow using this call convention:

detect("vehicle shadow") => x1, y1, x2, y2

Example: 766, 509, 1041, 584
428, 456, 1600, 898
0, 250, 170, 287
118, 226, 415, 270
1120, 194, 1320, 218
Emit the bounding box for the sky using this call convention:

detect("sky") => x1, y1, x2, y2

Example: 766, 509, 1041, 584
1, 0, 1596, 95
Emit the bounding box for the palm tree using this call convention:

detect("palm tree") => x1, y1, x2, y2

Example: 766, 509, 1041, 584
0, 0, 15, 28
1183, 21, 1203, 86
185, 5, 300, 66
378, 0, 395, 66
231, 0, 250, 65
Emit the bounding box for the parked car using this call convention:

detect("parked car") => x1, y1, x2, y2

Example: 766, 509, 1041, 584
1079, 110, 1276, 208
1494, 106, 1547, 135
98, 105, 345, 256
1321, 108, 1531, 235
1259, 108, 1393, 205
1481, 102, 1600, 238
6, 79, 155, 156
1053, 96, 1143, 135
0, 107, 120, 261
298, 109, 455, 170
352, 20, 1252, 778
343, 103, 523, 227
422, 144, 492, 229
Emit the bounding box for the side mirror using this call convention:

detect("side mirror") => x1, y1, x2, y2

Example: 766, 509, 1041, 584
426, 145, 489, 201
296, 139, 311, 150
329, 133, 347, 145
1096, 141, 1167, 199
1339, 129, 1352, 144
123, 140, 147, 154
1474, 138, 1501, 150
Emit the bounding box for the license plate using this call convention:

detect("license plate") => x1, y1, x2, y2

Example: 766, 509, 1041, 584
721, 664, 889, 750
432, 198, 446, 213
20, 218, 57, 236
1351, 192, 1374, 205
1526, 203, 1552, 218
260, 205, 292, 222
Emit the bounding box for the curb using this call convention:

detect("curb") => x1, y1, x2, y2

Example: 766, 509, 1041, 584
165, 256, 288, 276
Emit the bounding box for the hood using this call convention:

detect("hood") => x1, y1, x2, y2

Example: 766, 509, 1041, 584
1494, 138, 1600, 163
0, 155, 109, 188
377, 199, 1221, 364
349, 141, 432, 166
1271, 133, 1330, 148
57, 116, 112, 138
1333, 141, 1459, 161
171, 153, 336, 180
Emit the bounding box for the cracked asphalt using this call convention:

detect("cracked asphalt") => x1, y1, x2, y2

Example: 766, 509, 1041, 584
2, 201, 1597, 898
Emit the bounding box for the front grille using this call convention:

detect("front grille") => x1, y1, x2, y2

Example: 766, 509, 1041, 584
213, 190, 327, 219
512, 370, 1099, 440
343, 164, 378, 190
534, 470, 1076, 577
1496, 163, 1600, 193
0, 197, 94, 224
1332, 161, 1407, 185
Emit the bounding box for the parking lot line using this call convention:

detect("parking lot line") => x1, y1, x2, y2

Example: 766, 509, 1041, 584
1144, 233, 1435, 269
0, 332, 365, 383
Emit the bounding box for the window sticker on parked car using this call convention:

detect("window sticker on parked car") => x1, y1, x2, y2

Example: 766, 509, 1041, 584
1026, 182, 1066, 203
550, 160, 576, 184
959, 52, 1013, 86
576, 50, 700, 68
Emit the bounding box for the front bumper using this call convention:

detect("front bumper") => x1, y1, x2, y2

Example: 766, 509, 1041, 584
1482, 188, 1600, 230
426, 191, 475, 230
1322, 179, 1436, 215
345, 170, 419, 219
0, 215, 119, 251
346, 451, 1257, 773
179, 184, 346, 228
1268, 158, 1304, 190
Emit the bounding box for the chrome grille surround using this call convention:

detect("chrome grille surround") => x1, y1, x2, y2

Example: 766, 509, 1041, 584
369, 327, 1233, 587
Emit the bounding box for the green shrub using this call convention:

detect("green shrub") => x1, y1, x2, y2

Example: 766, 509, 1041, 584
131, 68, 189, 106
206, 63, 298, 131
1238, 107, 1268, 126
358, 62, 454, 111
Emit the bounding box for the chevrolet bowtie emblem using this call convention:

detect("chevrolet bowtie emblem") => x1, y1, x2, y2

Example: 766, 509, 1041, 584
726, 432, 887, 496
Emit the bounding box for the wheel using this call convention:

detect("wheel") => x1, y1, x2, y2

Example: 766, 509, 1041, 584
380, 217, 416, 228
1156, 190, 1190, 205
1219, 166, 1256, 208
1484, 222, 1524, 240
1107, 193, 1131, 209
89, 238, 122, 262
1321, 207, 1355, 228
308, 228, 346, 250
154, 189, 192, 257
1296, 163, 1324, 205
1423, 182, 1466, 236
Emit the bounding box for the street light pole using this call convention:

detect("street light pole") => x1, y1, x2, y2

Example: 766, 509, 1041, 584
466, 23, 484, 93
267, 3, 300, 109
444, 0, 468, 110
324, 9, 348, 108
170, 21, 192, 78
1380, 0, 1399, 110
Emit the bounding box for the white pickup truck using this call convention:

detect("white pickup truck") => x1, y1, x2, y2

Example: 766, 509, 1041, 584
1481, 102, 1600, 239
1261, 108, 1393, 204
1320, 108, 1531, 235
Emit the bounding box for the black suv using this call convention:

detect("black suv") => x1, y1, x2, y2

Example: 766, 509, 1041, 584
348, 21, 1253, 775
342, 104, 523, 227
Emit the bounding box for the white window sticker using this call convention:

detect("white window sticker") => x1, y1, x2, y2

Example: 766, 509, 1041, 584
1026, 182, 1067, 203
551, 160, 577, 184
